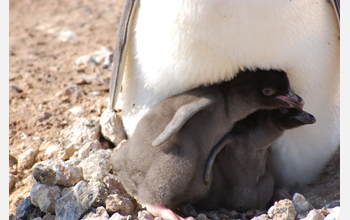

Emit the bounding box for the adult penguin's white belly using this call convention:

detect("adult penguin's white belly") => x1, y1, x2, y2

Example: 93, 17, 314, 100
115, 0, 340, 188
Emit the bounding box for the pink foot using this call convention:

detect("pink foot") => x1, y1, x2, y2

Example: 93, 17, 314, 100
146, 204, 195, 220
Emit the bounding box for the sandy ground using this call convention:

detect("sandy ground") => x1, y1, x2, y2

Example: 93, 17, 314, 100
8, 0, 340, 217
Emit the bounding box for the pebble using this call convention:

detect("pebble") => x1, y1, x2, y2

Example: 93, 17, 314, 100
267, 199, 297, 220
17, 148, 39, 170
16, 196, 45, 220
75, 46, 113, 67
324, 206, 340, 220
195, 213, 210, 220
30, 181, 62, 214
81, 206, 110, 220
55, 84, 84, 103
103, 193, 135, 216
55, 180, 99, 220
109, 212, 132, 220
78, 149, 112, 183
9, 173, 16, 190
43, 213, 56, 220
44, 144, 60, 160
100, 107, 126, 146
76, 140, 103, 160
293, 192, 314, 218
300, 209, 325, 220
58, 118, 101, 160
33, 160, 83, 187
251, 214, 270, 220
138, 210, 154, 220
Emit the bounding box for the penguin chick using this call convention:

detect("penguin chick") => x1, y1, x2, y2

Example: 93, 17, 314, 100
111, 69, 303, 220
193, 108, 316, 213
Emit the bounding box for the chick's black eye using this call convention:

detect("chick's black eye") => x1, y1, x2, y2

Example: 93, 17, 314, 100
280, 108, 289, 114
262, 88, 275, 96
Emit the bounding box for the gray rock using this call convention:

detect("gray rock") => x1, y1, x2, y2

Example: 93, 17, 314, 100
17, 148, 39, 170
42, 213, 55, 220
109, 212, 132, 220
33, 160, 83, 187
138, 210, 154, 220
66, 157, 82, 167
325, 200, 340, 209
324, 206, 340, 220
103, 174, 125, 195
76, 140, 103, 160
32, 218, 43, 220
293, 193, 313, 218
55, 180, 99, 220
100, 107, 126, 146
15, 196, 45, 220
300, 209, 325, 220
30, 181, 62, 214
267, 199, 297, 220
195, 214, 209, 220
58, 118, 100, 160
9, 173, 16, 191
251, 214, 271, 220
78, 149, 111, 183
103, 194, 135, 216
81, 206, 110, 220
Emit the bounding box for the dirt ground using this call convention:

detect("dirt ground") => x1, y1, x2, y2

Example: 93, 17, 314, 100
8, 0, 340, 218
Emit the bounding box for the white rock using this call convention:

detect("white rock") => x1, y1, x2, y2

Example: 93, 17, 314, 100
138, 210, 154, 220
81, 206, 109, 220
100, 107, 126, 146
268, 199, 297, 220
324, 206, 340, 220
45, 144, 60, 160
18, 148, 39, 170
103, 194, 135, 216
109, 212, 131, 220
77, 140, 103, 160
300, 209, 324, 220
30, 181, 61, 214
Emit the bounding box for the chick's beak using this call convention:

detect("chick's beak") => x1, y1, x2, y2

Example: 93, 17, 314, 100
276, 90, 305, 108
295, 111, 316, 124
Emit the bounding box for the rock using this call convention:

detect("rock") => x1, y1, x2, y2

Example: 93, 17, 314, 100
103, 194, 135, 216
195, 214, 209, 220
325, 200, 340, 209
55, 180, 99, 220
30, 181, 62, 214
33, 218, 43, 220
55, 84, 83, 103
17, 148, 39, 170
267, 199, 297, 220
104, 174, 126, 195
293, 193, 313, 218
33, 160, 83, 187
75, 46, 113, 67
324, 206, 340, 220
9, 214, 15, 220
43, 213, 55, 220
154, 217, 165, 220
100, 107, 126, 146
58, 118, 100, 160
44, 144, 60, 160
35, 111, 53, 122
251, 214, 270, 220
66, 157, 82, 166
9, 173, 16, 191
78, 149, 111, 183
109, 212, 132, 220
76, 140, 103, 160
81, 206, 110, 220
300, 209, 325, 220
16, 196, 45, 220
138, 210, 154, 220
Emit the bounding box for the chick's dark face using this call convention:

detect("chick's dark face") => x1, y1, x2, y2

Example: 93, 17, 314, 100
271, 108, 316, 130
233, 69, 303, 108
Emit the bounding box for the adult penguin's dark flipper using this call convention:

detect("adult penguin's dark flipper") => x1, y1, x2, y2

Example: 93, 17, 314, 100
109, 0, 139, 108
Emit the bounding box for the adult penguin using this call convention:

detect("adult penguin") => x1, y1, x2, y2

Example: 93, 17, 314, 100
109, 0, 340, 189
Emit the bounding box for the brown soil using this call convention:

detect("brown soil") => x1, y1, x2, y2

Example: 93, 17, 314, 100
9, 0, 340, 217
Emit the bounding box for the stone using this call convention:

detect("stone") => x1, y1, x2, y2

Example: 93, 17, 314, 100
55, 84, 83, 103
9, 173, 16, 191
138, 210, 154, 220
109, 212, 132, 220
17, 148, 39, 170
81, 206, 110, 220
103, 194, 135, 216
16, 196, 45, 220
58, 118, 100, 160
78, 149, 111, 183
195, 214, 210, 220
300, 209, 325, 220
55, 180, 99, 220
43, 213, 56, 220
30, 181, 62, 214
76, 140, 103, 160
33, 160, 83, 187
100, 107, 126, 146
44, 144, 60, 160
293, 193, 313, 218
324, 206, 340, 220
267, 199, 297, 220
33, 218, 43, 220
251, 214, 271, 220
103, 174, 125, 195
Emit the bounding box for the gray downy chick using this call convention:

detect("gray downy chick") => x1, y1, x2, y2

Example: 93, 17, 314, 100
193, 108, 316, 214
110, 69, 303, 220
